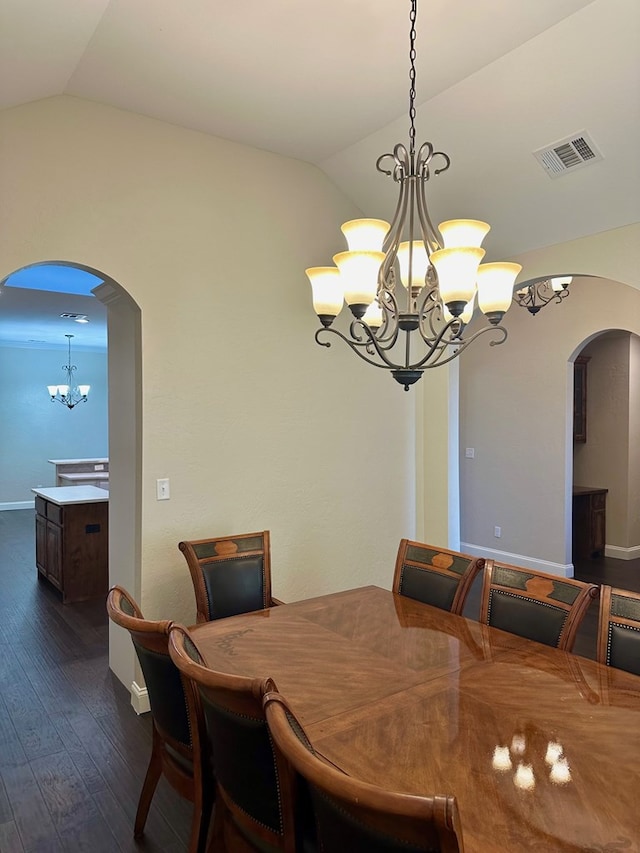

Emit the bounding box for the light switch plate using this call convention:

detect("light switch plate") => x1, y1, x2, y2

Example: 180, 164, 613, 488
156, 478, 170, 500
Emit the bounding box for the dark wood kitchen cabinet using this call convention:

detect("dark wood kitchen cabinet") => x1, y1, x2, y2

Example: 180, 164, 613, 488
34, 487, 109, 603
572, 486, 607, 559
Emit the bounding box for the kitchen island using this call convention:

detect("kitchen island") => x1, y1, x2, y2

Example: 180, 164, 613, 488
33, 486, 109, 603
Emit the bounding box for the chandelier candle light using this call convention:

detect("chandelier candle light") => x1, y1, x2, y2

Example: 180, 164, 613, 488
306, 0, 523, 390
47, 334, 90, 409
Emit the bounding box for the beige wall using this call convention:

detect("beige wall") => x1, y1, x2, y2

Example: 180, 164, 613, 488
574, 334, 633, 549
510, 224, 640, 291
629, 335, 640, 547
459, 268, 640, 573
0, 96, 416, 690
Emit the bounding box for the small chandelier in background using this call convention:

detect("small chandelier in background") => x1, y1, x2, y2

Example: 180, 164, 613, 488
514, 276, 572, 315
47, 334, 90, 409
305, 0, 523, 391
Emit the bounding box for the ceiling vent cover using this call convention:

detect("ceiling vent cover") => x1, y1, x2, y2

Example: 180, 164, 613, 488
533, 131, 603, 179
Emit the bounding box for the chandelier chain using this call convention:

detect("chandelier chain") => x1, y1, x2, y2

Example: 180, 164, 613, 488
408, 0, 417, 157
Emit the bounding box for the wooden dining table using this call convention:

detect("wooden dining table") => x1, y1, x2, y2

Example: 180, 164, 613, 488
191, 585, 640, 852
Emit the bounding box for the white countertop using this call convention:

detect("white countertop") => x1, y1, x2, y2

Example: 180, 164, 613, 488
48, 458, 109, 465
32, 486, 109, 505
58, 472, 109, 481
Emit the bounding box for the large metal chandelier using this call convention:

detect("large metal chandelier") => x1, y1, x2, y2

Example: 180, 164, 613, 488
47, 334, 90, 409
306, 0, 523, 390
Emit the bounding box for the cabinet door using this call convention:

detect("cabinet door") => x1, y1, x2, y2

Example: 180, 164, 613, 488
592, 509, 606, 555
35, 513, 47, 574
46, 522, 63, 589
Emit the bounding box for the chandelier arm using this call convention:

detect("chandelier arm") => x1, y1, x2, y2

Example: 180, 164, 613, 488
416, 284, 447, 340
417, 316, 462, 351
348, 321, 405, 368
412, 313, 460, 362
373, 293, 403, 349
418, 324, 509, 370
379, 149, 411, 261
344, 314, 397, 350
415, 156, 445, 253
315, 327, 406, 371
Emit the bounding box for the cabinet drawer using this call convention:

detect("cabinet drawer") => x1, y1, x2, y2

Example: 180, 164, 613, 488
35, 496, 47, 517
47, 503, 63, 525
591, 492, 606, 510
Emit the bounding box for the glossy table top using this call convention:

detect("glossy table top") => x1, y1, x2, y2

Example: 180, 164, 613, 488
191, 585, 640, 852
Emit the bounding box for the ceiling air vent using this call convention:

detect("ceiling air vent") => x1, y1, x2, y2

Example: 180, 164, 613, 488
533, 131, 603, 179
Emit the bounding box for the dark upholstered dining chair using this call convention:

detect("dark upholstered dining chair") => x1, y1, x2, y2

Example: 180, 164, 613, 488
479, 561, 598, 651
178, 530, 279, 623
168, 624, 311, 853
393, 540, 484, 615
596, 585, 640, 676
105, 586, 213, 853
263, 689, 464, 853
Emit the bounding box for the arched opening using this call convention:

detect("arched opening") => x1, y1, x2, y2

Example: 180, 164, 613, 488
0, 261, 142, 698
570, 328, 640, 584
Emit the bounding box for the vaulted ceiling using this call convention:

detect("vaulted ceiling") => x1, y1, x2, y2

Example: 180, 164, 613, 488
0, 0, 639, 345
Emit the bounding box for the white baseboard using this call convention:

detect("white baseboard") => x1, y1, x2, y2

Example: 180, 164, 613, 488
605, 544, 640, 561
130, 681, 150, 715
0, 500, 35, 511
460, 542, 574, 578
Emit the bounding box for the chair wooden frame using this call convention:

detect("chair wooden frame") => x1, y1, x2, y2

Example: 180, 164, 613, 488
106, 586, 213, 852
393, 539, 484, 615
264, 689, 464, 853
479, 560, 598, 651
596, 585, 640, 675
168, 624, 299, 853
178, 530, 279, 623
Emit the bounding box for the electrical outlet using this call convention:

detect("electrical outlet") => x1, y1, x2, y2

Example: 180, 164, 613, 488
156, 478, 170, 500
465, 447, 475, 458
494, 526, 502, 538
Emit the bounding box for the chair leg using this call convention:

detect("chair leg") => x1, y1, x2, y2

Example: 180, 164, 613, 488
134, 727, 163, 838
189, 782, 215, 853
207, 787, 226, 853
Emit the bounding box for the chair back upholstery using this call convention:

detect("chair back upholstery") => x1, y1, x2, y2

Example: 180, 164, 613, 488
168, 624, 298, 852
597, 585, 640, 676
480, 561, 598, 651
178, 531, 271, 623
264, 690, 463, 853
393, 540, 484, 615
106, 585, 192, 749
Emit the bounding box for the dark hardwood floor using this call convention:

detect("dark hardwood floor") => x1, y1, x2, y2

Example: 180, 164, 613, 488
0, 509, 191, 852
1, 508, 639, 851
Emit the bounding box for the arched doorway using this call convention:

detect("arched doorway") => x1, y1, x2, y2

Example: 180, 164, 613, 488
570, 329, 640, 566
0, 262, 142, 698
